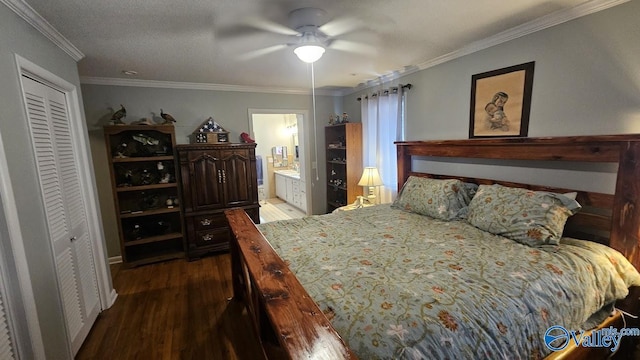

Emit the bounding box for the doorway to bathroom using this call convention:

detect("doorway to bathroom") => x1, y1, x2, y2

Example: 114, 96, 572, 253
249, 109, 311, 219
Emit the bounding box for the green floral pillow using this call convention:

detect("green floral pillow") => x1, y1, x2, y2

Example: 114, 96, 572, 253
466, 184, 581, 246
391, 176, 477, 221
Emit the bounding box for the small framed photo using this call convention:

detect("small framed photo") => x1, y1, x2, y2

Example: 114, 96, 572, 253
469, 62, 535, 138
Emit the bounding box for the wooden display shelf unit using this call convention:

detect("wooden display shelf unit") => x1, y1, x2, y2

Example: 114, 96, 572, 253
325, 123, 363, 213
104, 125, 186, 266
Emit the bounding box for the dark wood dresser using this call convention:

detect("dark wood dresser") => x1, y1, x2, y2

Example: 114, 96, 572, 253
176, 143, 260, 259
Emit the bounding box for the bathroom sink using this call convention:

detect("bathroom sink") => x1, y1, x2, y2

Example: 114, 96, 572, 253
275, 170, 300, 179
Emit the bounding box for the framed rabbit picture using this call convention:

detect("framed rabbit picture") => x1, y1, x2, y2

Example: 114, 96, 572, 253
469, 62, 535, 138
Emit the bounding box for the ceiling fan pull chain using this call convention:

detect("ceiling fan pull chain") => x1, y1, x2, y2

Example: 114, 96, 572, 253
312, 62, 319, 182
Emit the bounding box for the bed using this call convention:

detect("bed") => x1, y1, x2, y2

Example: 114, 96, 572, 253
225, 134, 640, 359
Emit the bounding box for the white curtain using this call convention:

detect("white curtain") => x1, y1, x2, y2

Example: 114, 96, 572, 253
361, 86, 405, 203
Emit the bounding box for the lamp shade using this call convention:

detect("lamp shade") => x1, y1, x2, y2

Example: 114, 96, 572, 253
294, 45, 325, 63
358, 167, 383, 187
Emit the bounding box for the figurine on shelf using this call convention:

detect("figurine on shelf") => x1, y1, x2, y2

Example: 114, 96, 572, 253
159, 173, 171, 184
341, 112, 349, 123
240, 132, 255, 143
115, 142, 128, 158
140, 169, 152, 185
157, 162, 171, 183
110, 104, 126, 125
140, 192, 160, 210
160, 109, 177, 125
152, 220, 171, 236
329, 114, 335, 125
116, 166, 133, 187
133, 133, 160, 146
130, 224, 143, 240
123, 169, 133, 187
165, 196, 179, 208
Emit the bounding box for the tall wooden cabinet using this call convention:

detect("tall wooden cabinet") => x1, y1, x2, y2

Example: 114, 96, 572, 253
104, 125, 185, 266
325, 123, 363, 212
177, 143, 260, 259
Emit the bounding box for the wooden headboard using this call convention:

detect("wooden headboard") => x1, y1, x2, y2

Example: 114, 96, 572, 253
396, 134, 640, 269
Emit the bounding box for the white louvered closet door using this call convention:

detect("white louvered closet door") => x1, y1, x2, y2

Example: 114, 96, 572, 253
0, 279, 16, 359
22, 76, 100, 355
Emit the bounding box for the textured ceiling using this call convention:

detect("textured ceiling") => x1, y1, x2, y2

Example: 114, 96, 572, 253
23, 0, 603, 92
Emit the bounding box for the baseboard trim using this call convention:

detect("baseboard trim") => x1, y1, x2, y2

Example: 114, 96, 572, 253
107, 289, 118, 308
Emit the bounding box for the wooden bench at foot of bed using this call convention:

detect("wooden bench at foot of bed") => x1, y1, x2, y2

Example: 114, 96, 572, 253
226, 208, 356, 360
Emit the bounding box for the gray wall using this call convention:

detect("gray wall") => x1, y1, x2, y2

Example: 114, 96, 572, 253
0, 4, 79, 359
83, 0, 640, 258
81, 84, 342, 257
343, 0, 640, 193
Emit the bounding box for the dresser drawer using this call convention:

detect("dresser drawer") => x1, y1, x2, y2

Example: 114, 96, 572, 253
193, 228, 230, 247
193, 214, 227, 231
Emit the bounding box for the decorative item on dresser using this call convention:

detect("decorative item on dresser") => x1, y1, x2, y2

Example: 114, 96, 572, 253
104, 125, 185, 267
176, 143, 259, 260
190, 117, 230, 144
325, 122, 363, 213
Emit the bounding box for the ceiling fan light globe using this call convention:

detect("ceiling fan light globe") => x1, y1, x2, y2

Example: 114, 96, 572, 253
294, 45, 325, 63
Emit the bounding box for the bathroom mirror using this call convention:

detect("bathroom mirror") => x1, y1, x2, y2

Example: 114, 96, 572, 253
272, 146, 288, 167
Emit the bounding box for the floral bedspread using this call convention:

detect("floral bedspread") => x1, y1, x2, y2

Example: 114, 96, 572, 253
257, 205, 640, 359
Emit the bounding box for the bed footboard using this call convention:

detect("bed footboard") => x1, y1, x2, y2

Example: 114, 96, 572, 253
225, 208, 356, 360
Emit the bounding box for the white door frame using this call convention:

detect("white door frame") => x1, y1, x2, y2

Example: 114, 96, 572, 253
248, 108, 312, 215
14, 54, 116, 314
0, 129, 45, 359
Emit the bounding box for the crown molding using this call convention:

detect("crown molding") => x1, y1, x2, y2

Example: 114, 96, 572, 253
1, 0, 84, 61
4, 0, 624, 96
80, 76, 342, 96
342, 0, 628, 96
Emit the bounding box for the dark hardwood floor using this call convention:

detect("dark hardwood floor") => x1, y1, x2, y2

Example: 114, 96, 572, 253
76, 254, 266, 360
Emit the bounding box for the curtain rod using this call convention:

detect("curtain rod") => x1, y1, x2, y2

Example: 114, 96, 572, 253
356, 83, 412, 101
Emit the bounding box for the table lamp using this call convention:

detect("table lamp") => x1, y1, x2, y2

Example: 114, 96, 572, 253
357, 167, 383, 204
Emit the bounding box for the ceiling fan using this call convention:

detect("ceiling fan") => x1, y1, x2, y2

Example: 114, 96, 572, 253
231, 7, 376, 63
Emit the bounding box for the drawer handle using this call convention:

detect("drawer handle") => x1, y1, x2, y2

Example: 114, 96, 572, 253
200, 218, 212, 226
202, 234, 213, 241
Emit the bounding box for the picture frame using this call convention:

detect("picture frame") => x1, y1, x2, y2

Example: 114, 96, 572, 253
469, 61, 535, 138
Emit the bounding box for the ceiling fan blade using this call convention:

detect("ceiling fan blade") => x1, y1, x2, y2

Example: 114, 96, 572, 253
319, 17, 363, 37
329, 40, 377, 56
238, 44, 289, 61
243, 16, 300, 36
